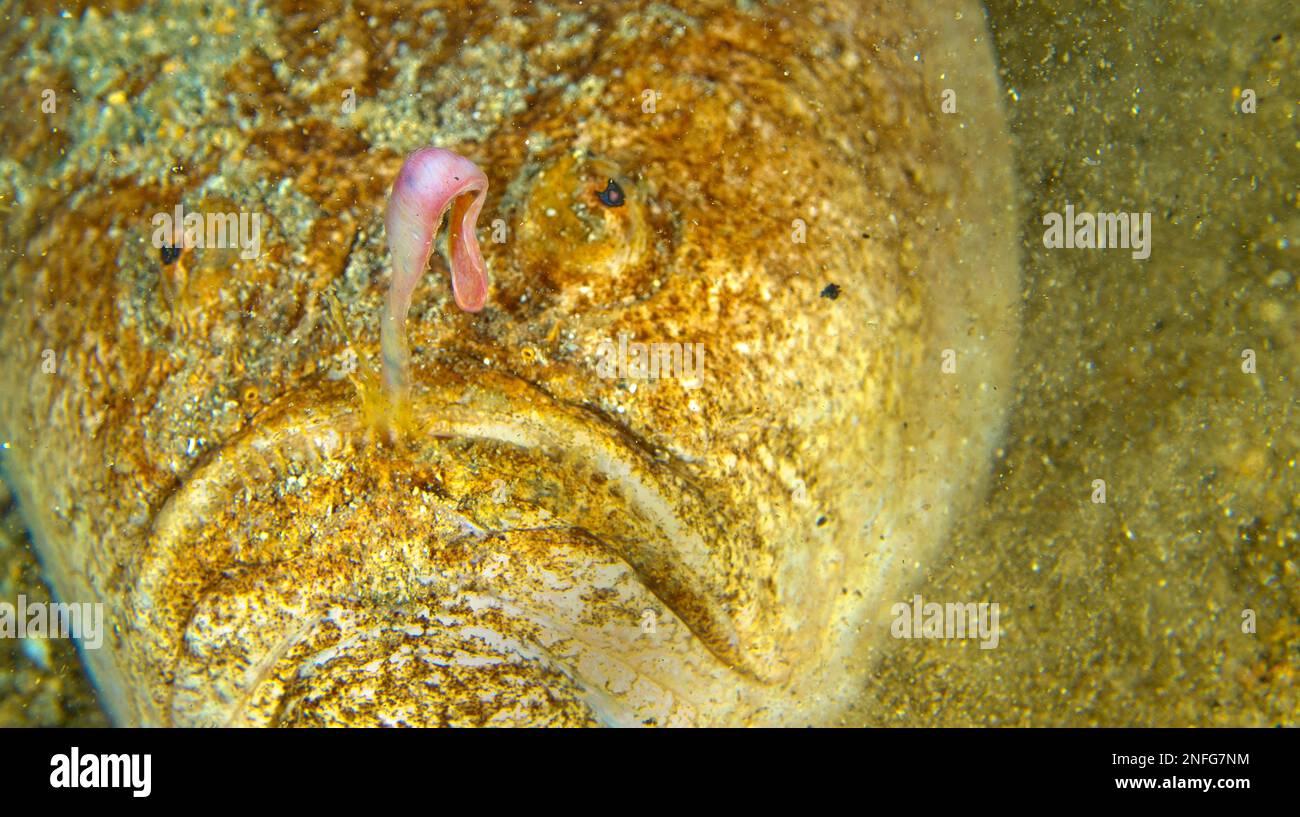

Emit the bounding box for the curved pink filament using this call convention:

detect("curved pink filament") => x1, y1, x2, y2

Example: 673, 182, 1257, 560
381, 146, 489, 395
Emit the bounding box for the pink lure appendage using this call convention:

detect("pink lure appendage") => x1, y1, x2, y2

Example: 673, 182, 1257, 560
381, 146, 490, 396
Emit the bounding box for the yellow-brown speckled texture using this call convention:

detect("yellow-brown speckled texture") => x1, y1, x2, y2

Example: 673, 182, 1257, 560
0, 0, 1019, 725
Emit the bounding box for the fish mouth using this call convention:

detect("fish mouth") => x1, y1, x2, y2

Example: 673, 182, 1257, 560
124, 368, 774, 726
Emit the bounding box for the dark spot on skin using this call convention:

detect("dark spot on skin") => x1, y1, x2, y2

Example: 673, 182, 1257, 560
861, 232, 870, 239
160, 245, 182, 265
820, 283, 840, 300
596, 178, 625, 207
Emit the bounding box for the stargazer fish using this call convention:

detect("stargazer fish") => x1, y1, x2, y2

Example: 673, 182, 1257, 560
0, 0, 1018, 726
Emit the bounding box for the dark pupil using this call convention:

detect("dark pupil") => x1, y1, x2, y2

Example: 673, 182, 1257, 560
597, 179, 625, 207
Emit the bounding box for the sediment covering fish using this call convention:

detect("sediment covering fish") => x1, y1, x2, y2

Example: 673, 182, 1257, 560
0, 0, 1018, 726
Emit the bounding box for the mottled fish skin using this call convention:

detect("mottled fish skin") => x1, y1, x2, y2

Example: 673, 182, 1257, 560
0, 0, 1018, 726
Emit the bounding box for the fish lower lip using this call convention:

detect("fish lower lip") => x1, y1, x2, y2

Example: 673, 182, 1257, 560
130, 371, 765, 725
